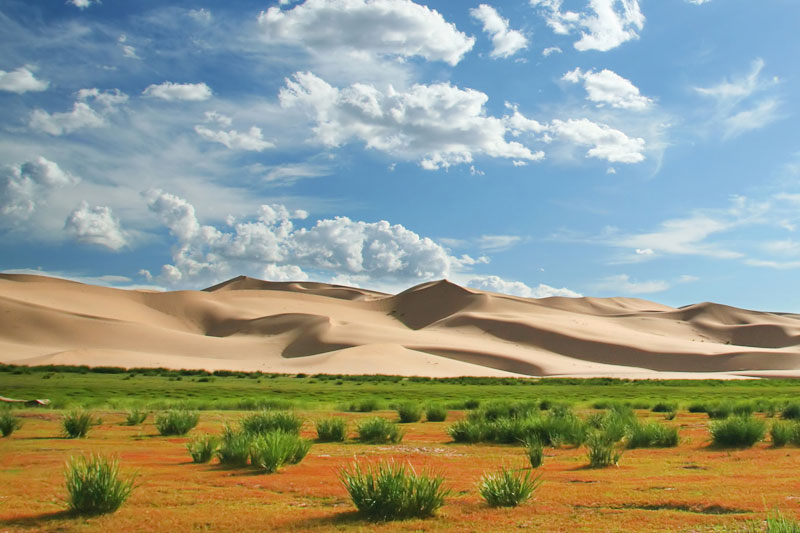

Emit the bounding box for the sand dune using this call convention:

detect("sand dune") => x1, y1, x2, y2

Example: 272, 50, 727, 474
2, 273, 800, 378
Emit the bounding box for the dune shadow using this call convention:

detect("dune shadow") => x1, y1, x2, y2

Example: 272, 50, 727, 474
0, 510, 72, 528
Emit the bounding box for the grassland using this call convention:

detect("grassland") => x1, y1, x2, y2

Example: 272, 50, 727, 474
3, 365, 800, 531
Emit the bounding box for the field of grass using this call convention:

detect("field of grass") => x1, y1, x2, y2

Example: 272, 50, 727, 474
3, 366, 800, 531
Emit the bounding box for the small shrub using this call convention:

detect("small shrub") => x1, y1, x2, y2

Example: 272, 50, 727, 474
241, 410, 302, 435
65, 455, 134, 515
651, 402, 677, 413
155, 410, 199, 436
397, 402, 422, 423
0, 409, 23, 437
478, 465, 542, 507
349, 398, 382, 412
627, 421, 679, 448
187, 434, 219, 463
707, 402, 734, 420
357, 417, 404, 444
340, 461, 449, 521
123, 409, 147, 426
586, 431, 623, 468
769, 421, 800, 447
217, 426, 252, 467
63, 409, 95, 439
249, 431, 311, 473
710, 415, 766, 447
782, 403, 800, 420
315, 417, 347, 442
425, 404, 448, 422
447, 419, 485, 443
525, 438, 544, 469
687, 402, 708, 414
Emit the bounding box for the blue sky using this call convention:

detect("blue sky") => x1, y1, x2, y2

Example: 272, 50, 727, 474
1, 0, 799, 311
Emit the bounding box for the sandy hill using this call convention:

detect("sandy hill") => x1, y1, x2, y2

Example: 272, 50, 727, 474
2, 273, 800, 379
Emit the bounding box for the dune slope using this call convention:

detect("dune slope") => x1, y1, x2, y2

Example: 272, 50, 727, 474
2, 273, 800, 378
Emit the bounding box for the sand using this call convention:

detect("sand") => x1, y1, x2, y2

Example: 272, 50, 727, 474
2, 273, 800, 379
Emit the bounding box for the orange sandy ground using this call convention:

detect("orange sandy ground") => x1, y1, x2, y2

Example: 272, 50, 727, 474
1, 410, 799, 532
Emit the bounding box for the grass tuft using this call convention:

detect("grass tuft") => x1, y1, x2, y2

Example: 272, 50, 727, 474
710, 415, 766, 448
524, 438, 544, 469
357, 417, 404, 444
586, 430, 623, 468
340, 461, 449, 521
315, 417, 348, 442
0, 408, 23, 437
396, 402, 423, 423
425, 404, 448, 422
626, 421, 679, 448
241, 410, 302, 435
249, 431, 311, 473
154, 409, 199, 436
65, 454, 134, 515
123, 409, 147, 426
478, 465, 542, 508
62, 409, 95, 439
187, 434, 219, 463
216, 425, 252, 467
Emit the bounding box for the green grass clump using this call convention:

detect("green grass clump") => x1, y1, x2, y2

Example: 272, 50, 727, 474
63, 409, 95, 439
216, 425, 252, 467
425, 404, 448, 422
187, 434, 219, 463
154, 409, 199, 436
782, 403, 800, 420
357, 417, 404, 444
123, 409, 147, 426
626, 421, 679, 448
761, 510, 800, 532
710, 415, 766, 447
65, 455, 134, 515
478, 465, 542, 508
315, 417, 348, 442
345, 398, 382, 412
586, 430, 623, 468
769, 421, 800, 447
397, 402, 422, 423
706, 402, 734, 419
447, 419, 485, 443
249, 431, 311, 473
339, 461, 449, 521
0, 408, 23, 437
241, 410, 302, 435
525, 438, 544, 468
651, 402, 677, 413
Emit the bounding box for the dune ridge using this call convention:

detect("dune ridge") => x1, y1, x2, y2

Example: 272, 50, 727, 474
2, 273, 800, 379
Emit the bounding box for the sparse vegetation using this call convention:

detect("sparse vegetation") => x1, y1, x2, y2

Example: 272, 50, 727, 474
315, 417, 348, 442
710, 415, 766, 447
357, 417, 404, 444
0, 408, 23, 437
586, 430, 624, 468
216, 425, 252, 467
187, 434, 219, 463
62, 409, 95, 438
65, 455, 134, 515
478, 465, 542, 508
241, 410, 303, 435
626, 420, 679, 448
155, 409, 199, 436
425, 404, 447, 422
249, 431, 311, 473
525, 438, 544, 468
396, 402, 422, 423
339, 461, 449, 521
123, 408, 147, 426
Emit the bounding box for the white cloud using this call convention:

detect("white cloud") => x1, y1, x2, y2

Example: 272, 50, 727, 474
562, 67, 652, 110
203, 111, 232, 127
65, 201, 128, 250
258, 0, 475, 66
188, 8, 212, 23
143, 81, 213, 101
550, 118, 645, 163
67, 0, 99, 9
686, 0, 711, 4
467, 274, 581, 298
194, 125, 274, 151
29, 88, 128, 135
470, 4, 528, 59
118, 34, 139, 59
476, 235, 522, 251
0, 157, 79, 220
542, 46, 562, 57
530, 0, 645, 52
143, 189, 488, 288
635, 248, 654, 256
592, 274, 669, 294
694, 58, 781, 139
280, 72, 544, 169
0, 67, 49, 94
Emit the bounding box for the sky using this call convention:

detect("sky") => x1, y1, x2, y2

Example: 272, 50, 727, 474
1, 0, 799, 311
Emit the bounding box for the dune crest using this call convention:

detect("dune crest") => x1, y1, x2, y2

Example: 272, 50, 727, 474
2, 273, 800, 378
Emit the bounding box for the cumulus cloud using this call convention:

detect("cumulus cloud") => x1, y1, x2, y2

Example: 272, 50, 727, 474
29, 88, 128, 135
258, 0, 475, 66
143, 81, 213, 101
542, 46, 562, 56
530, 0, 645, 52
550, 118, 645, 163
562, 67, 652, 110
0, 157, 79, 220
0, 67, 49, 94
694, 58, 781, 139
470, 4, 528, 59
143, 189, 486, 288
194, 125, 274, 151
279, 71, 544, 169
67, 0, 99, 9
467, 274, 581, 298
65, 202, 128, 250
